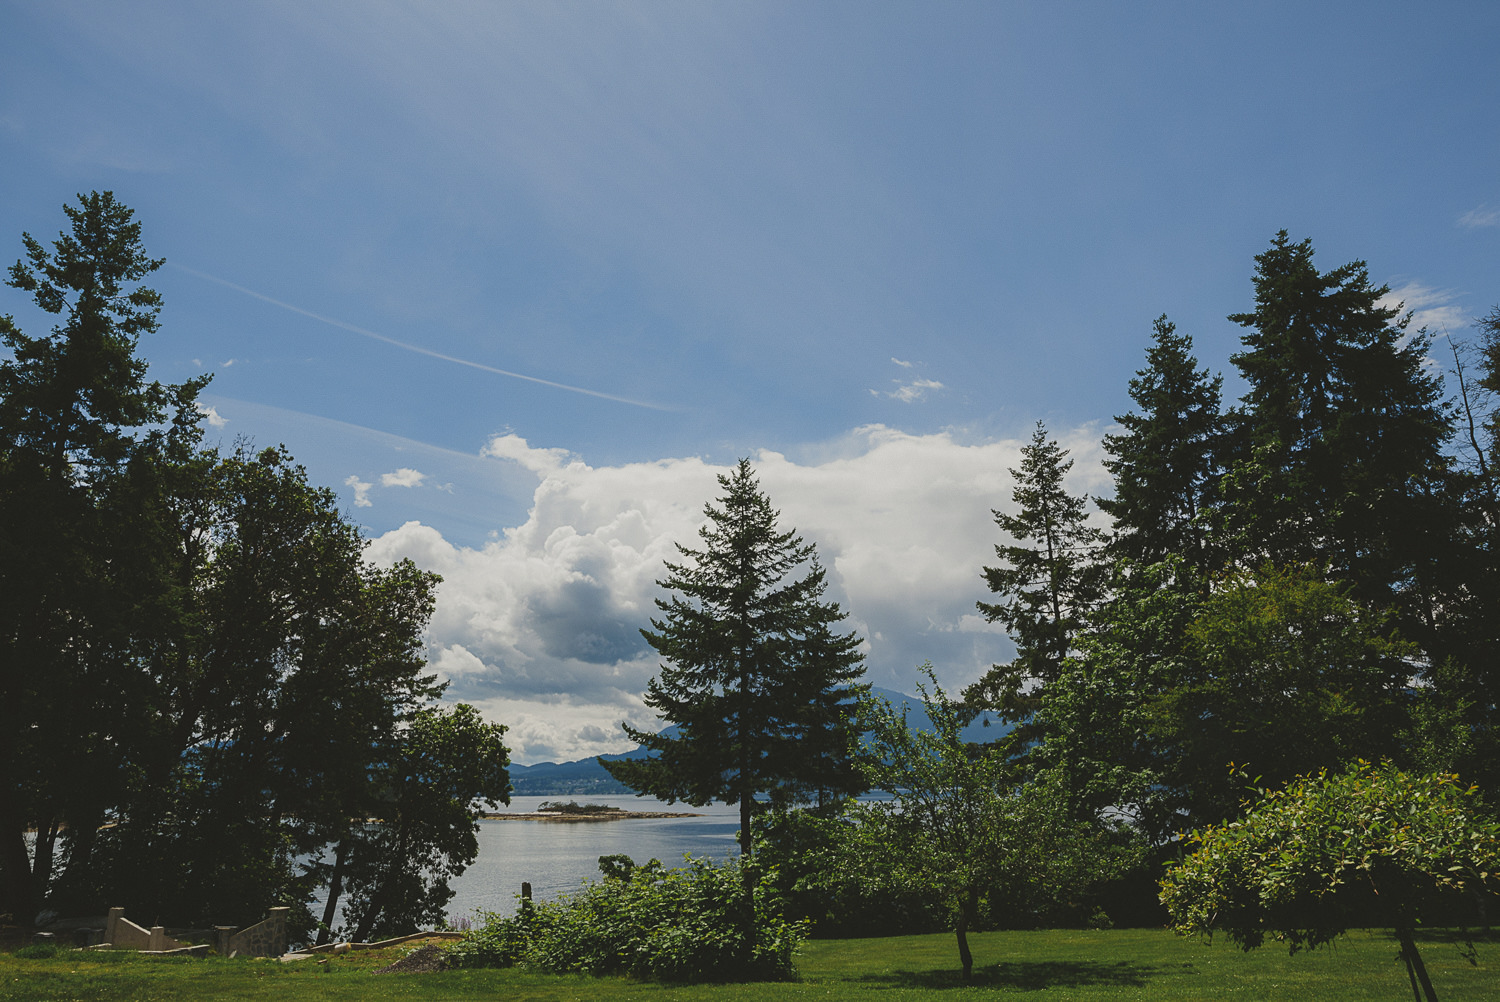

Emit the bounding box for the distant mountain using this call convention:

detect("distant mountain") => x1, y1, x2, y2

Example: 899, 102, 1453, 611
506, 686, 1011, 797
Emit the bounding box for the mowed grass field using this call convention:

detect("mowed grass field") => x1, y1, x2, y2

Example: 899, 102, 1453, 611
3, 927, 1496, 1002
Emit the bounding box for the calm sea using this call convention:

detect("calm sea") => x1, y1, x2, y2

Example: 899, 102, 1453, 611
445, 795, 743, 919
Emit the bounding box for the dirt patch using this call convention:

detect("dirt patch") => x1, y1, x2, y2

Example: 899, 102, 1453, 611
373, 943, 448, 974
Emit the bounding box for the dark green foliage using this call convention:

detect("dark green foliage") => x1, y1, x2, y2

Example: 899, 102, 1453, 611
1220, 232, 1451, 618
603, 460, 867, 852
1029, 559, 1205, 844
339, 704, 512, 942
0, 192, 207, 926
752, 808, 948, 938
1152, 565, 1417, 832
1100, 315, 1224, 573
969, 424, 1105, 730
1417, 303, 1500, 794
0, 196, 507, 938
446, 856, 806, 982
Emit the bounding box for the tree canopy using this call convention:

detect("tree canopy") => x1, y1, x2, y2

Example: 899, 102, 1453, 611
0, 193, 510, 937
1161, 761, 1500, 1002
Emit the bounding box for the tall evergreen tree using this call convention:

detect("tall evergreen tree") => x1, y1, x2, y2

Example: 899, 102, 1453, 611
967, 422, 1105, 728
0, 193, 206, 925
1219, 232, 1452, 620
602, 460, 867, 855
1099, 315, 1223, 575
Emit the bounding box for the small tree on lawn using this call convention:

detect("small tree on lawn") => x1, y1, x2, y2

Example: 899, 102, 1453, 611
1160, 761, 1500, 1002
855, 664, 1092, 982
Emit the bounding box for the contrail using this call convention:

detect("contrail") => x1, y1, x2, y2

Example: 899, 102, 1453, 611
170, 263, 674, 411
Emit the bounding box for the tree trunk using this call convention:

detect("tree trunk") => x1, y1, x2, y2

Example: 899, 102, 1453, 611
31, 820, 58, 894
1396, 927, 1439, 1002
351, 881, 388, 945
316, 840, 347, 946
0, 824, 36, 929
956, 888, 977, 982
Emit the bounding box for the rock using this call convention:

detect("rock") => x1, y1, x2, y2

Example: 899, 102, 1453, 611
373, 943, 448, 974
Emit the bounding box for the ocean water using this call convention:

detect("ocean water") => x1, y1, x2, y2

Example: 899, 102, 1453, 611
444, 795, 744, 920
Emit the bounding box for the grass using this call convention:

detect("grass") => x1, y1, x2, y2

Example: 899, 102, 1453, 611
2, 926, 1496, 1001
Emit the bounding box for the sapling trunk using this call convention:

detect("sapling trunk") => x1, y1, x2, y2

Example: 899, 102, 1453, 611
1396, 927, 1439, 1002
956, 888, 977, 981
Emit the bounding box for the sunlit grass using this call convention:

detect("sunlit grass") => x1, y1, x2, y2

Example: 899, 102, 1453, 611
2, 927, 1495, 1001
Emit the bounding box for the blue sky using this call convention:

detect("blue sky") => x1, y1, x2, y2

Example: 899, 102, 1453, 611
3, 2, 1497, 762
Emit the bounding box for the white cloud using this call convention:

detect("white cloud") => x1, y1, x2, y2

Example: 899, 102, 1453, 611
1379, 281, 1468, 334
344, 474, 373, 508
365, 425, 1109, 763
885, 377, 946, 403
874, 358, 945, 403
381, 467, 427, 488
1458, 204, 1500, 229
195, 402, 228, 428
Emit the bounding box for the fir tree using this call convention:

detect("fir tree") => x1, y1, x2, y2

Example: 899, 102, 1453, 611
1099, 315, 1223, 576
968, 422, 1105, 728
1220, 232, 1452, 615
602, 460, 867, 853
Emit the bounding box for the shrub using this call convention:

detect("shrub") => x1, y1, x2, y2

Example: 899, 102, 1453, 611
14, 944, 60, 959
753, 807, 948, 938
446, 855, 805, 981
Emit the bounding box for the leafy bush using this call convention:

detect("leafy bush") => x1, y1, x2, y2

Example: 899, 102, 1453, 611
753, 807, 948, 937
446, 855, 805, 982
14, 944, 61, 959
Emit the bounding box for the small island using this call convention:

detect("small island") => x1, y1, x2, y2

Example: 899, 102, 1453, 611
481, 800, 700, 821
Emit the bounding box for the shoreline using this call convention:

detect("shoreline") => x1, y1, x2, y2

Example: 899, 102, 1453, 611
480, 809, 701, 822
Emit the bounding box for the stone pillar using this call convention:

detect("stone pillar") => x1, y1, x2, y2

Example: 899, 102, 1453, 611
268, 906, 290, 957
105, 907, 124, 946
214, 926, 235, 957
148, 926, 166, 951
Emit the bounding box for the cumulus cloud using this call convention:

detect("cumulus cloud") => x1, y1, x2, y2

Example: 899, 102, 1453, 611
381, 467, 427, 488
1458, 204, 1500, 229
1379, 281, 1468, 334
365, 425, 1109, 764
344, 474, 373, 507
195, 401, 228, 428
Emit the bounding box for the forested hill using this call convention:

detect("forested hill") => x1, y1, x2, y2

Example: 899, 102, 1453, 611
508, 687, 1009, 796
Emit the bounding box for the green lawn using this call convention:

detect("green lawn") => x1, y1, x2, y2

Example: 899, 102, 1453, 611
3, 927, 1495, 1001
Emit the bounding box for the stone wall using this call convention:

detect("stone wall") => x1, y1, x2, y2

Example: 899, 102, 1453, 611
106, 905, 287, 957
225, 907, 289, 958
104, 907, 185, 951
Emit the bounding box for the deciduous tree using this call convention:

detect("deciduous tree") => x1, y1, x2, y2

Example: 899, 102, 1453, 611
855, 665, 1092, 981
1161, 761, 1500, 1002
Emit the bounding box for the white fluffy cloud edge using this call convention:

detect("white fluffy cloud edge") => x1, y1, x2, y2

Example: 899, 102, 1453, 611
363, 423, 1110, 765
